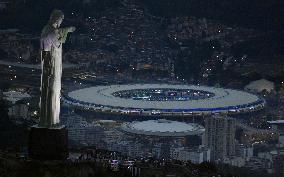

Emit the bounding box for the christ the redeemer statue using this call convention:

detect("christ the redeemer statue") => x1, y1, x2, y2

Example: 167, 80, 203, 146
39, 10, 75, 127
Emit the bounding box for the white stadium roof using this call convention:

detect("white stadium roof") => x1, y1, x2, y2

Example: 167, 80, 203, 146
3, 91, 31, 104
245, 79, 274, 93
64, 84, 265, 116
120, 119, 205, 137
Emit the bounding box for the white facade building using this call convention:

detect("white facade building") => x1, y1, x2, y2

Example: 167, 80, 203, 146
170, 147, 211, 163
236, 144, 253, 160
223, 157, 246, 167
8, 103, 29, 119
64, 114, 104, 146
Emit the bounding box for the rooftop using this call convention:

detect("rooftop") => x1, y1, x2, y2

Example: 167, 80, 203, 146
120, 119, 205, 137
65, 84, 264, 114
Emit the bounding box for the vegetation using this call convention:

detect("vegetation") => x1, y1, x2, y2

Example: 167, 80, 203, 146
0, 160, 133, 177
0, 99, 28, 149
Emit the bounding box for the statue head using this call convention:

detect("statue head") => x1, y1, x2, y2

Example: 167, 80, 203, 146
49, 10, 64, 28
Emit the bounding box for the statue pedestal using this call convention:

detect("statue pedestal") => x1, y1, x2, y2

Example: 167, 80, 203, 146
28, 125, 68, 160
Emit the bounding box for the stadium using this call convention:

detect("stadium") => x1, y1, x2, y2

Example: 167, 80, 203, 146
120, 119, 205, 137
62, 84, 265, 117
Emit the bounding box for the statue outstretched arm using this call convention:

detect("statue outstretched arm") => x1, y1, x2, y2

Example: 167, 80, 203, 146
58, 27, 76, 43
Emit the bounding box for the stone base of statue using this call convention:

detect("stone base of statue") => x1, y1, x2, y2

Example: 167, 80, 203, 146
28, 125, 68, 160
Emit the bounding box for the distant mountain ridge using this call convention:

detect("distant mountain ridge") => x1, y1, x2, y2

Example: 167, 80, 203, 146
140, 0, 284, 31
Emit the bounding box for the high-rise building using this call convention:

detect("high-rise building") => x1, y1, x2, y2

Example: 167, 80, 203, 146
204, 115, 236, 161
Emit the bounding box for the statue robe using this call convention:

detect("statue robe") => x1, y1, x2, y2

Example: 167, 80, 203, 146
39, 25, 69, 127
